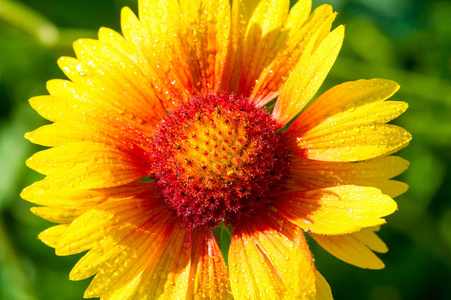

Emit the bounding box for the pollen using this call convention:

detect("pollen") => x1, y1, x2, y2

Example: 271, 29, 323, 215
150, 93, 291, 228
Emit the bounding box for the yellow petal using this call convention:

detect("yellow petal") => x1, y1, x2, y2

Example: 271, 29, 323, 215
315, 271, 333, 300
220, 0, 260, 92
294, 124, 411, 162
186, 230, 232, 299
238, 0, 290, 97
74, 199, 175, 298
64, 192, 230, 299
96, 272, 144, 300
298, 100, 407, 138
290, 156, 410, 197
287, 79, 412, 161
275, 185, 397, 235
70, 206, 169, 280
57, 50, 165, 130
291, 155, 409, 183
125, 223, 193, 300
121, 5, 192, 109
72, 38, 166, 123
286, 0, 312, 29
25, 123, 91, 147
288, 79, 401, 135
57, 198, 164, 257
26, 142, 150, 189
178, 0, 231, 93
135, 0, 195, 106
373, 180, 408, 198
26, 122, 119, 148
356, 226, 388, 253
22, 181, 105, 207
98, 26, 135, 57
251, 4, 337, 107
21, 180, 153, 208
97, 228, 231, 299
31, 206, 84, 223
27, 95, 154, 147
38, 224, 69, 248
23, 182, 158, 226
310, 227, 388, 269
272, 25, 344, 125
229, 211, 316, 299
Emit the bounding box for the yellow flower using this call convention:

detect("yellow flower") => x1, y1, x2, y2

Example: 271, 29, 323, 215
22, 0, 411, 299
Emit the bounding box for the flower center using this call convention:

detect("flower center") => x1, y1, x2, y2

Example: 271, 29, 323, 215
150, 94, 290, 228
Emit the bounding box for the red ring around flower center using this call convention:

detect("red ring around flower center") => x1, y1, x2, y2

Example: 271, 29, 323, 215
150, 93, 291, 228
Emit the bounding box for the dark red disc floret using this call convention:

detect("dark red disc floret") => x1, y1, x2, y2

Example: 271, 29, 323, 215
149, 93, 291, 229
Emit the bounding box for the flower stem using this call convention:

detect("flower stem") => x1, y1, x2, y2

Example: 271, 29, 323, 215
0, 0, 96, 49
0, 0, 59, 46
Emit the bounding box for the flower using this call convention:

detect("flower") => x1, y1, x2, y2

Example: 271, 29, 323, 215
22, 0, 411, 299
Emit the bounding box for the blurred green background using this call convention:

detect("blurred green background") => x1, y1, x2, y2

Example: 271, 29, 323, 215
0, 0, 450, 299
